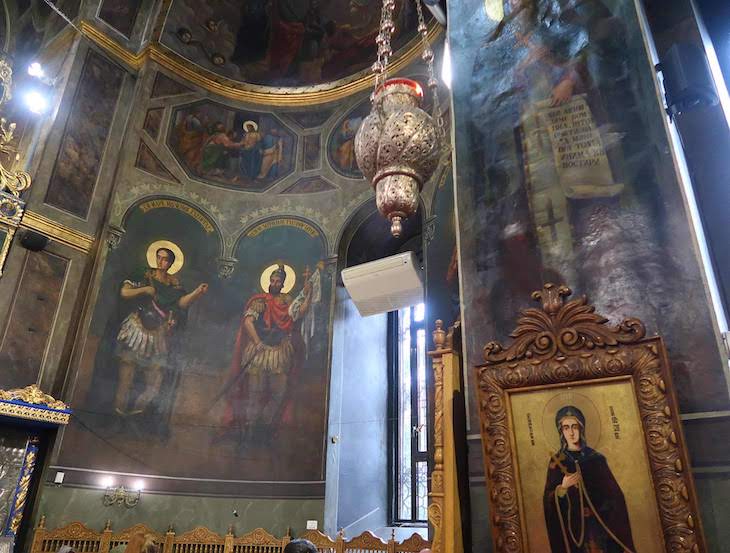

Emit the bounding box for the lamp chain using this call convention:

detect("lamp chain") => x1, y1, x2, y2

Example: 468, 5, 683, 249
372, 0, 397, 100
414, 0, 447, 150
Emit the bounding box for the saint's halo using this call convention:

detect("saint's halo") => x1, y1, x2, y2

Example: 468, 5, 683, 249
541, 390, 602, 453
260, 263, 296, 294
147, 240, 185, 275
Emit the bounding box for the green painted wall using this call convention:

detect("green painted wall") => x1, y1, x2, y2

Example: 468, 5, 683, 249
35, 486, 324, 536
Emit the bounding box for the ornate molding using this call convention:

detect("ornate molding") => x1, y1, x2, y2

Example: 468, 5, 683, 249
476, 284, 705, 553
79, 21, 442, 106
483, 282, 645, 364
6, 437, 39, 536
20, 211, 95, 253
0, 385, 71, 425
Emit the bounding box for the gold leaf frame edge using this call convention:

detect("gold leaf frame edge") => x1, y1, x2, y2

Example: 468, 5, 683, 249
475, 285, 705, 553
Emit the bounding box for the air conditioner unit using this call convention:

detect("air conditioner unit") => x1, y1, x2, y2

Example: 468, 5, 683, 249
341, 251, 423, 317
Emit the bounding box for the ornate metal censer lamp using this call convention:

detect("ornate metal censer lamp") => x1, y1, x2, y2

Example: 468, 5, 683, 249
354, 0, 445, 237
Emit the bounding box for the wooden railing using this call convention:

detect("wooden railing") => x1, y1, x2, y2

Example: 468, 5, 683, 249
30, 519, 430, 553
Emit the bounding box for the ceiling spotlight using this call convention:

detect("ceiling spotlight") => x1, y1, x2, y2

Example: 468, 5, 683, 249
28, 62, 45, 79
24, 90, 48, 114
132, 479, 145, 491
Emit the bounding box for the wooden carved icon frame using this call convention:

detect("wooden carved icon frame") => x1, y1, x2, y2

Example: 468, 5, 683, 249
474, 283, 705, 553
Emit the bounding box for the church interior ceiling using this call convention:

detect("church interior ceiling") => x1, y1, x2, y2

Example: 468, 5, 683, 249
158, 0, 427, 89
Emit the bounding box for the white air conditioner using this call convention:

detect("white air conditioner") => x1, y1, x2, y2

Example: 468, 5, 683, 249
341, 251, 423, 317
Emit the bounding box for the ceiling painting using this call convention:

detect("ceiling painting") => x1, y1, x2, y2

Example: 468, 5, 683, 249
168, 101, 297, 192
159, 0, 426, 89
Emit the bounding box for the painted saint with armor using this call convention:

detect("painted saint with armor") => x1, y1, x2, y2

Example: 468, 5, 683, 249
104, 242, 208, 418
221, 263, 321, 444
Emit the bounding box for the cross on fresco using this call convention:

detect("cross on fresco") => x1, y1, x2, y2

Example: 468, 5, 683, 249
169, 101, 297, 191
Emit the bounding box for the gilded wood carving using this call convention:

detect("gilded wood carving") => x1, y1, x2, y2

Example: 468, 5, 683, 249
476, 284, 705, 553
31, 522, 429, 553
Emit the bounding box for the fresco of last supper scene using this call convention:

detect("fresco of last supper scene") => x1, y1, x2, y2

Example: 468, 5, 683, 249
0, 0, 729, 553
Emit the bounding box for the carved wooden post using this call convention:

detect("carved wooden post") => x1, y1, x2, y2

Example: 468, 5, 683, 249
387, 530, 395, 553
100, 520, 113, 553
428, 320, 463, 553
30, 515, 47, 553
163, 526, 175, 553
335, 529, 345, 553
224, 526, 234, 553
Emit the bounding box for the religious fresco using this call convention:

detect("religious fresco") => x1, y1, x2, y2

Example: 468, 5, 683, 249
45, 50, 125, 218
327, 99, 369, 178
60, 205, 332, 491
169, 102, 296, 191
448, 0, 728, 416
160, 0, 422, 87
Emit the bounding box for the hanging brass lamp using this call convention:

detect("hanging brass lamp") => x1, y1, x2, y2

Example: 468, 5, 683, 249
354, 0, 445, 237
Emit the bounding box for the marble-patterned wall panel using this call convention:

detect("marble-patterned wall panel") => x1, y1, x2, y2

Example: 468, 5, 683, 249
44, 50, 125, 219
302, 134, 321, 171
0, 250, 68, 390
447, 0, 727, 417
98, 0, 143, 38
151, 72, 192, 99
135, 142, 179, 183
143, 108, 164, 140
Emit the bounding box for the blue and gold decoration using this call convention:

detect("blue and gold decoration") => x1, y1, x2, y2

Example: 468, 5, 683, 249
0, 385, 71, 426
3, 436, 39, 538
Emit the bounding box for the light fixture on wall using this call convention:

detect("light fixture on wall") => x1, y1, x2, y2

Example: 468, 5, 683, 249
101, 477, 143, 508
354, 0, 446, 238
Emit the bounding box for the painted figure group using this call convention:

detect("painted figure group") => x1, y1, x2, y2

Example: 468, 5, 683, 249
96, 244, 319, 448
176, 110, 284, 184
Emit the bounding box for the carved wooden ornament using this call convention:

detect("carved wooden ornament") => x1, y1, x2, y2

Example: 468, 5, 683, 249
475, 284, 705, 553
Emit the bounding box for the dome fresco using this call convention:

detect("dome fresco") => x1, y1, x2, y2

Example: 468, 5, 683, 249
159, 0, 427, 88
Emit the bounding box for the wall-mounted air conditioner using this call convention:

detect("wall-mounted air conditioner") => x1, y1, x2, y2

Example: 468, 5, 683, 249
341, 251, 423, 317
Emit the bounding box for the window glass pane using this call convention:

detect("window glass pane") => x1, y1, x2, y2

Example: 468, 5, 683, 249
398, 307, 412, 520
415, 461, 428, 521
414, 302, 425, 322
417, 328, 427, 452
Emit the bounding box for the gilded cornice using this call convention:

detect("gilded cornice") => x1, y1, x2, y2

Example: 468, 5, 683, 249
20, 210, 95, 253
79, 21, 443, 106
0, 385, 71, 425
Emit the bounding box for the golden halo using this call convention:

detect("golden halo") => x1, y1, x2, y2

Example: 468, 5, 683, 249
542, 390, 602, 453
260, 263, 296, 294
146, 240, 184, 275
243, 120, 258, 132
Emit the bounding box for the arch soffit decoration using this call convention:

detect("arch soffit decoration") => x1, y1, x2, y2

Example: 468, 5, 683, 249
118, 194, 226, 259
233, 215, 329, 258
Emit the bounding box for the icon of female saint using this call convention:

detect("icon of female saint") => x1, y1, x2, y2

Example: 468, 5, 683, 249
543, 405, 636, 553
